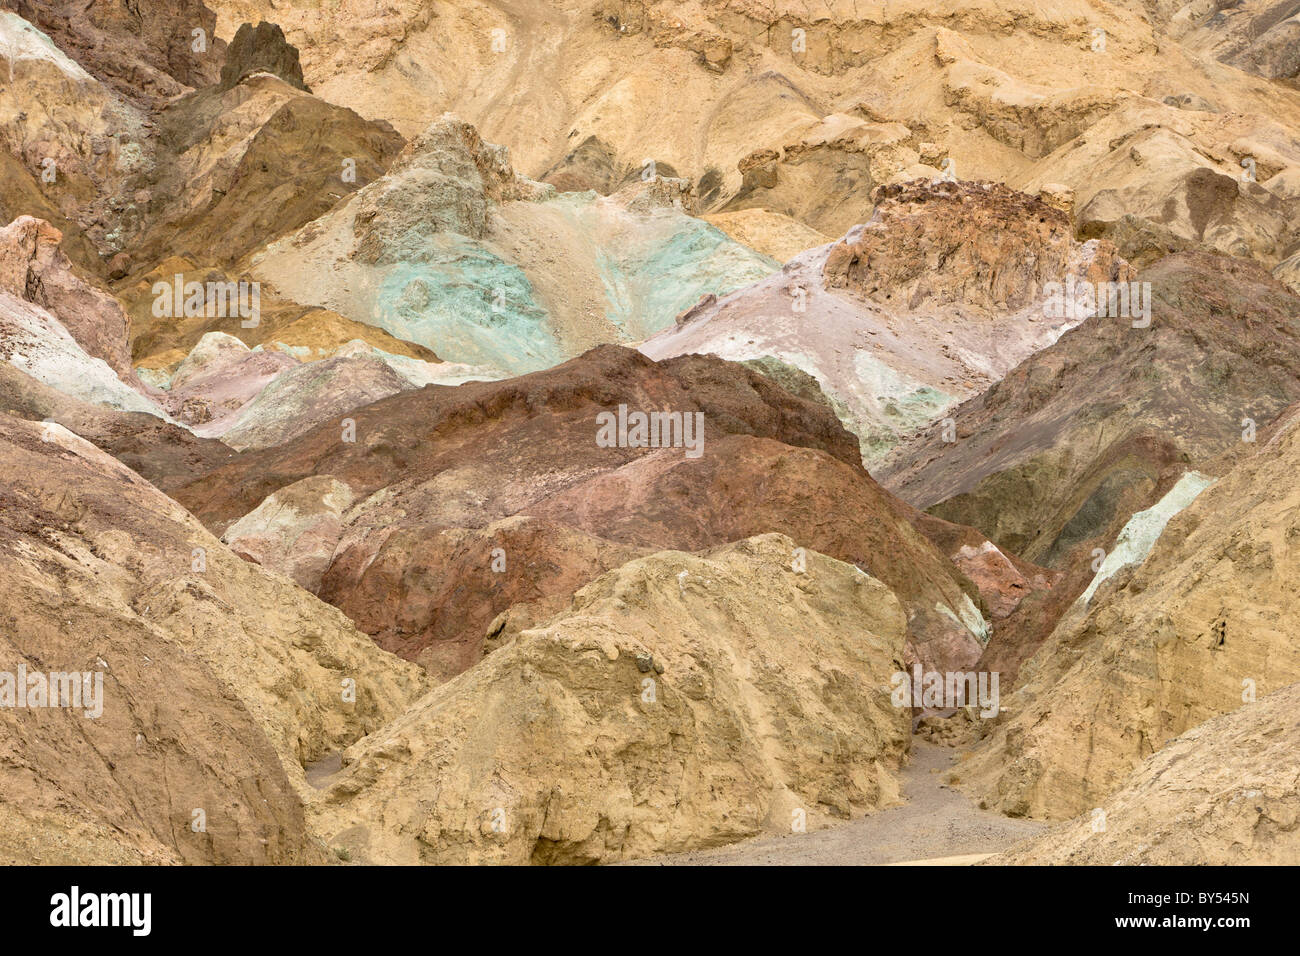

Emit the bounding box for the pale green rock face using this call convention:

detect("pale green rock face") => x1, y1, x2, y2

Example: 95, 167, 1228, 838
253, 117, 779, 376
595, 216, 778, 340
1079, 471, 1216, 606
373, 236, 560, 375
263, 190, 776, 377
364, 207, 776, 372
136, 366, 173, 390
851, 351, 955, 463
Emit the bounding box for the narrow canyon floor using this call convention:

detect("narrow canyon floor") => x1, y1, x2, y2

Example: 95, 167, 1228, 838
625, 743, 1050, 866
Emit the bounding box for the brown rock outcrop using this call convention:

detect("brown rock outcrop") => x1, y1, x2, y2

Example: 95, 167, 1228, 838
824, 180, 1123, 314
3, 0, 226, 106
127, 75, 405, 270
219, 20, 308, 92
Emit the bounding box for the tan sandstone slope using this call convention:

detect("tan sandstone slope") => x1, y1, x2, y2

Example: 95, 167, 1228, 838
310, 533, 912, 865
0, 413, 426, 864
194, 0, 1300, 274
990, 681, 1300, 865
958, 399, 1300, 821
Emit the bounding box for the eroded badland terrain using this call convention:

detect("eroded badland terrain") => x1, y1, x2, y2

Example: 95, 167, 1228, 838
1, 0, 1298, 865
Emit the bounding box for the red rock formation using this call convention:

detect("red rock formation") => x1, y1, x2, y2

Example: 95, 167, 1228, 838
174, 346, 1004, 680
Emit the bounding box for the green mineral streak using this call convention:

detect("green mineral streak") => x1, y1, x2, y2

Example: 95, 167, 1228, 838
852, 352, 955, 464
374, 237, 561, 375
366, 196, 773, 372
1079, 471, 1216, 605
599, 220, 777, 338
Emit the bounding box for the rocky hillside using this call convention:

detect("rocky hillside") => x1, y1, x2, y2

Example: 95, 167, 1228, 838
1, 0, 1298, 868
646, 179, 1130, 462
989, 681, 1300, 865
0, 412, 425, 864
959, 396, 1300, 820
171, 345, 1015, 681
312, 534, 912, 864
